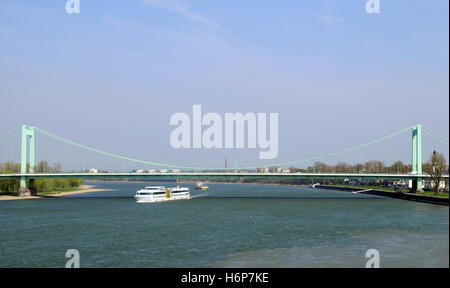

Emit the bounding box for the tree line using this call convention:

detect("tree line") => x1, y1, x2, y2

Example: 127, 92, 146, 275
287, 160, 413, 174
286, 154, 448, 176
0, 161, 83, 195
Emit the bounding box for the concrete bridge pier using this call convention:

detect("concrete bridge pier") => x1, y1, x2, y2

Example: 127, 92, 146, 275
19, 177, 36, 197
410, 178, 423, 193
19, 177, 29, 196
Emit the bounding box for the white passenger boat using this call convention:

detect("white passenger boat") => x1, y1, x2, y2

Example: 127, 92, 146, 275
134, 186, 190, 203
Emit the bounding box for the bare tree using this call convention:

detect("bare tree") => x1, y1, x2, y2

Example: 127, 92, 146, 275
364, 160, 384, 173
389, 161, 406, 174
424, 151, 448, 196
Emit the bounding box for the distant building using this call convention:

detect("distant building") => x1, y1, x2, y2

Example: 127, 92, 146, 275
171, 169, 181, 173
146, 169, 156, 173
269, 166, 282, 173
158, 169, 168, 173
423, 179, 447, 191
89, 168, 98, 173
256, 167, 269, 173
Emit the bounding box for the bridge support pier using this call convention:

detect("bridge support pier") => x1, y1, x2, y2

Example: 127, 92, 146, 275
410, 178, 422, 193
18, 185, 31, 197
411, 125, 423, 193
18, 125, 36, 197
18, 178, 36, 196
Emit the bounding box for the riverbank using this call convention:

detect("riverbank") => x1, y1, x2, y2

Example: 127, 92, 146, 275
39, 184, 113, 197
0, 185, 112, 200
0, 195, 41, 201
317, 185, 449, 206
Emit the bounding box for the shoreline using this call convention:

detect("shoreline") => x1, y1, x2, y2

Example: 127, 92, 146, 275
0, 195, 42, 201
40, 184, 113, 198
316, 185, 449, 206
3, 181, 447, 205
0, 185, 112, 201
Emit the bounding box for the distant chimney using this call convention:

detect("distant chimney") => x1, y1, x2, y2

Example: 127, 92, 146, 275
225, 157, 227, 169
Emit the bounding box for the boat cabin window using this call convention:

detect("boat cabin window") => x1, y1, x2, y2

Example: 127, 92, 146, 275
138, 192, 152, 195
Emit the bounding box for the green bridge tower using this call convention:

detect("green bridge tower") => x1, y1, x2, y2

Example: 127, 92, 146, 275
19, 125, 36, 196
411, 124, 423, 191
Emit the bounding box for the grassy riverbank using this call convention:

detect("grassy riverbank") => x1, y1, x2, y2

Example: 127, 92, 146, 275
416, 191, 449, 198
0, 178, 85, 196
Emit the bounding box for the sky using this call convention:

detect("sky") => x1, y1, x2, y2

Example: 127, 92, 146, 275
0, 0, 448, 170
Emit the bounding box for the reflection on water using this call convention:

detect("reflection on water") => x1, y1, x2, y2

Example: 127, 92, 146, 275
0, 182, 448, 267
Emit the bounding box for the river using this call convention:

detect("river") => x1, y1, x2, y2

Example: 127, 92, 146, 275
0, 182, 448, 267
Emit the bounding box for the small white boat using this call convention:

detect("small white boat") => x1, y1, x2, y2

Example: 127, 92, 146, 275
134, 186, 190, 203
195, 181, 209, 190
308, 183, 320, 188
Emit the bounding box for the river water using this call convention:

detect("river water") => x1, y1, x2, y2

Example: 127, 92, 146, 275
0, 182, 448, 267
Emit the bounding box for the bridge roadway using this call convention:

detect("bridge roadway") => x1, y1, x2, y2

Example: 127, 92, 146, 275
0, 172, 445, 181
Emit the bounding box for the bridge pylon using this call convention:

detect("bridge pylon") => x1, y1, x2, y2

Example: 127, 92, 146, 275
19, 125, 36, 196
411, 124, 423, 192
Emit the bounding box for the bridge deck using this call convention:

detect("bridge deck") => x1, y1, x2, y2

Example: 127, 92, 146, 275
0, 172, 444, 181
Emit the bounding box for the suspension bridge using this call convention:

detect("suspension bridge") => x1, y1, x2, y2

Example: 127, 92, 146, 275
0, 124, 448, 196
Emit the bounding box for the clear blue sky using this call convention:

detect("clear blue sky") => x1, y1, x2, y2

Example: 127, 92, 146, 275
0, 0, 448, 169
